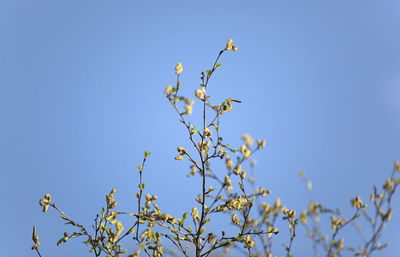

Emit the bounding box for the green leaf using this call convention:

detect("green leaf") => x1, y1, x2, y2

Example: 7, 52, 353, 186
137, 165, 142, 171
138, 183, 145, 190
128, 227, 136, 234
214, 63, 222, 69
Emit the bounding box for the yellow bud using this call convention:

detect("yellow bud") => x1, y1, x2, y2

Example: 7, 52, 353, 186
385, 209, 393, 221
195, 89, 204, 100
171, 217, 177, 224
132, 249, 140, 257
383, 178, 393, 192
226, 39, 233, 51
32, 226, 37, 240
175, 62, 182, 74
244, 234, 254, 248
233, 164, 242, 175
224, 176, 233, 190
146, 194, 152, 201
395, 160, 400, 172
240, 171, 246, 180
164, 85, 172, 95
175, 154, 184, 160
44, 194, 51, 201
177, 146, 186, 153
274, 198, 281, 208
39, 199, 48, 206
370, 193, 375, 202
204, 127, 212, 137
257, 139, 266, 148
184, 100, 194, 115
307, 181, 312, 191
232, 45, 238, 51
116, 221, 124, 232
242, 133, 253, 148
225, 157, 233, 170
231, 213, 240, 225
244, 149, 251, 159
191, 207, 200, 221
300, 210, 307, 225
259, 187, 271, 197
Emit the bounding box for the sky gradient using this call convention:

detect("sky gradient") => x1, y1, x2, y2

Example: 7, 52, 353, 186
1, 1, 400, 256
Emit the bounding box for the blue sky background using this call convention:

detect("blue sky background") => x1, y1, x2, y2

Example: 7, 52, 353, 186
1, 1, 399, 256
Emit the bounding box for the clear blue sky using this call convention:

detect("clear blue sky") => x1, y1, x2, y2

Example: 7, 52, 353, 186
1, 1, 399, 256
